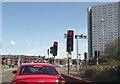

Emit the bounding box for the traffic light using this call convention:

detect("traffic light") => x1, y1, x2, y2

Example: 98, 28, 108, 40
67, 30, 74, 52
94, 50, 97, 58
84, 52, 87, 60
50, 47, 53, 54
47, 49, 49, 54
53, 41, 58, 56
98, 51, 100, 57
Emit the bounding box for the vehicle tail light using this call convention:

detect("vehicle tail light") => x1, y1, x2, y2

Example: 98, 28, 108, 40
61, 80, 65, 84
56, 80, 59, 83
55, 80, 65, 84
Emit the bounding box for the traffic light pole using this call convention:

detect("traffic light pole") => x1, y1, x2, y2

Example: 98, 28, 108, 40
97, 53, 98, 65
67, 52, 71, 75
68, 56, 70, 75
95, 50, 100, 65
48, 53, 49, 63
75, 34, 87, 72
64, 30, 74, 75
64, 30, 87, 74
76, 37, 79, 72
47, 49, 49, 63
53, 56, 55, 65
96, 51, 99, 65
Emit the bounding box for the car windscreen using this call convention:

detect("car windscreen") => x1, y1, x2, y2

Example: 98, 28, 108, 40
19, 65, 59, 75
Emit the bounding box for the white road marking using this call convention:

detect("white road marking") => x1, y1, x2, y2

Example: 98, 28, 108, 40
0, 75, 6, 77
3, 68, 17, 72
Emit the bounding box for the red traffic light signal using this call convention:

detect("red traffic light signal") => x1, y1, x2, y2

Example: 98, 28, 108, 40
54, 42, 58, 46
67, 30, 74, 52
69, 31, 73, 36
53, 41, 58, 56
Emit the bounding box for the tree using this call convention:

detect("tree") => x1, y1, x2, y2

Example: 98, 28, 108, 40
101, 37, 120, 62
88, 58, 97, 65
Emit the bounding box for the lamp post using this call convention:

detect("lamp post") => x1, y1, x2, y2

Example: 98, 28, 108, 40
101, 19, 105, 56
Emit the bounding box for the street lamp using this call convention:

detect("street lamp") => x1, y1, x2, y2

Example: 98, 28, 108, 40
101, 18, 105, 56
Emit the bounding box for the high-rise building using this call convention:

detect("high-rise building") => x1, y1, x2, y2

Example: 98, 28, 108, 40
88, 2, 120, 58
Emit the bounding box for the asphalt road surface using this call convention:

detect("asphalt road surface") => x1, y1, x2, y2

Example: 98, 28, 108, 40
2, 68, 17, 83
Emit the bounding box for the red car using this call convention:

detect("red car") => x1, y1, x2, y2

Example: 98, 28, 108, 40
12, 63, 65, 84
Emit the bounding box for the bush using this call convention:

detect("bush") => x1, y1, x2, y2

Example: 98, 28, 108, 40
92, 66, 119, 82
84, 68, 97, 78
80, 62, 119, 83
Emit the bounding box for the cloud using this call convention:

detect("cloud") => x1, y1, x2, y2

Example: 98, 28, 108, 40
10, 40, 16, 45
33, 42, 39, 45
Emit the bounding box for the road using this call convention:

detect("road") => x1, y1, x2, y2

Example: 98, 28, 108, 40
2, 68, 17, 83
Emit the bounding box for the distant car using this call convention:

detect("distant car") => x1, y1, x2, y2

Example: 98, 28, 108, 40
11, 63, 65, 84
8, 64, 14, 67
